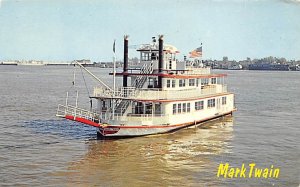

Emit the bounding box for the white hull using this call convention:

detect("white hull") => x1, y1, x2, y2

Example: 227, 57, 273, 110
96, 111, 234, 138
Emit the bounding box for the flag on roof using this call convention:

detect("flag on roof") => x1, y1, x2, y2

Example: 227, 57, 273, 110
189, 46, 202, 58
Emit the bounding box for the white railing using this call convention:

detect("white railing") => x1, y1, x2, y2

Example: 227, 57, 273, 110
171, 64, 211, 75
56, 104, 100, 122
94, 84, 228, 101
93, 87, 113, 98
132, 85, 227, 100
199, 85, 226, 95
93, 86, 137, 98
56, 104, 169, 124
116, 87, 136, 97
186, 67, 211, 75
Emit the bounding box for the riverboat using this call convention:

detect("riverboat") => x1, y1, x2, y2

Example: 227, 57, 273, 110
56, 35, 236, 138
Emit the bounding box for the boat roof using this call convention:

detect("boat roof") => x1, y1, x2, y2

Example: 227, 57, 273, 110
137, 44, 179, 53
111, 72, 227, 79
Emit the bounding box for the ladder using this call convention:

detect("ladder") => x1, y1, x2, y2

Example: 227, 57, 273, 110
114, 62, 153, 116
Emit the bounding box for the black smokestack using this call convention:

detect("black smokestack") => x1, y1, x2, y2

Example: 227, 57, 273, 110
123, 35, 129, 87
158, 35, 163, 88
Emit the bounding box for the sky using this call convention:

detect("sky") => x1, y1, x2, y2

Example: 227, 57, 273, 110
0, 0, 299, 62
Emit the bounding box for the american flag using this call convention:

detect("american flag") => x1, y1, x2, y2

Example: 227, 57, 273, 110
189, 46, 202, 58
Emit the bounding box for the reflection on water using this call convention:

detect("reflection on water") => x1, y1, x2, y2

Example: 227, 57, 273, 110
54, 116, 234, 186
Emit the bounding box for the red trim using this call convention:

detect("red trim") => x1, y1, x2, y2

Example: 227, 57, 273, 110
110, 124, 183, 129
65, 115, 101, 128
135, 92, 233, 102
164, 74, 227, 79
91, 92, 233, 103
65, 110, 234, 130
112, 72, 227, 79
136, 49, 180, 53
100, 127, 120, 135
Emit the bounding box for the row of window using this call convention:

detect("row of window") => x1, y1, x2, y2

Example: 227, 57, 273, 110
173, 103, 191, 114
166, 78, 217, 88
172, 96, 227, 114
167, 79, 176, 88
140, 52, 175, 62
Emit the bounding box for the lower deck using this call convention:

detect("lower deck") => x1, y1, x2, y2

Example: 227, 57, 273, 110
92, 110, 234, 138
56, 92, 235, 137
95, 93, 235, 126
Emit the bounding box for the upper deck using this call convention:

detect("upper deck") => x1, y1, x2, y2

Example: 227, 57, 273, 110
97, 36, 229, 101
93, 83, 228, 102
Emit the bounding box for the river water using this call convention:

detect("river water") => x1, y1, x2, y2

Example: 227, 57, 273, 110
0, 66, 299, 186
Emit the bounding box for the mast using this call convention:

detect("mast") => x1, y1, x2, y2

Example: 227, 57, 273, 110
112, 40, 116, 119
113, 39, 116, 93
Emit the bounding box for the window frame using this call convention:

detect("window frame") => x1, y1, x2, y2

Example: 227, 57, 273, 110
179, 79, 186, 87
195, 101, 204, 110
167, 79, 171, 88
207, 99, 216, 108
183, 103, 186, 113
173, 104, 176, 114
222, 96, 227, 105
187, 103, 191, 112
201, 78, 209, 86
171, 80, 176, 88
189, 79, 195, 86
211, 77, 217, 84
178, 103, 182, 113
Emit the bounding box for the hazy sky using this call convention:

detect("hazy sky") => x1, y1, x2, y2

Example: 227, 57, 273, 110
0, 0, 299, 62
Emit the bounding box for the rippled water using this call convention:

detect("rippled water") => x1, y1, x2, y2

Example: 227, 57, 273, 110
0, 66, 299, 186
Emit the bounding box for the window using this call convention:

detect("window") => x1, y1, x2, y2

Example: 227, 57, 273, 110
172, 80, 176, 88
187, 103, 191, 112
173, 104, 176, 114
141, 52, 150, 61
167, 80, 171, 88
155, 103, 161, 114
196, 78, 200, 86
183, 103, 186, 113
201, 78, 209, 85
208, 99, 216, 108
151, 53, 158, 60
178, 103, 182, 113
195, 101, 204, 110
135, 102, 144, 114
222, 96, 227, 105
179, 79, 186, 87
145, 103, 152, 114
211, 78, 217, 84
189, 79, 195, 86
169, 60, 172, 69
